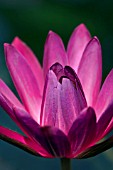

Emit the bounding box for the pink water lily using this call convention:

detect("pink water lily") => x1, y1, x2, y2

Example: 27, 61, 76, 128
1, 24, 113, 159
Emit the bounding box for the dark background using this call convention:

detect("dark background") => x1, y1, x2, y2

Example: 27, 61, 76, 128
0, 0, 113, 169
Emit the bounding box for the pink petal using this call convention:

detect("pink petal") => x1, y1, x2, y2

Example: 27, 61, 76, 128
41, 65, 87, 134
64, 66, 87, 107
40, 126, 71, 157
0, 79, 23, 109
60, 77, 86, 134
67, 24, 91, 71
43, 31, 68, 78
12, 37, 44, 93
95, 102, 113, 142
40, 70, 60, 127
14, 107, 70, 157
68, 107, 96, 157
95, 69, 113, 118
0, 93, 33, 132
0, 94, 47, 156
0, 93, 16, 120
50, 62, 64, 80
77, 37, 102, 106
76, 135, 113, 159
13, 107, 51, 154
0, 126, 51, 157
4, 44, 42, 123
0, 79, 24, 122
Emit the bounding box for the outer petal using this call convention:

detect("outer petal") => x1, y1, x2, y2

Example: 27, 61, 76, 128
77, 37, 102, 106
4, 44, 41, 123
0, 93, 39, 140
14, 107, 70, 157
68, 107, 96, 157
43, 31, 68, 78
95, 102, 113, 142
95, 69, 113, 118
0, 93, 19, 121
12, 37, 44, 93
0, 126, 50, 157
77, 135, 113, 159
0, 79, 24, 122
0, 79, 23, 109
67, 24, 91, 71
40, 126, 71, 157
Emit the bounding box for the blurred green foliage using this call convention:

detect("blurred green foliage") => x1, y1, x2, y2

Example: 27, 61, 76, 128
0, 0, 113, 169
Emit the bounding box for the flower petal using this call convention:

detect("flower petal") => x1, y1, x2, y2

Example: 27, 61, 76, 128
12, 37, 44, 93
0, 93, 36, 135
67, 24, 91, 71
50, 62, 64, 80
40, 70, 60, 127
41, 66, 87, 134
60, 77, 86, 134
95, 102, 113, 141
60, 66, 87, 134
77, 135, 113, 159
64, 66, 87, 107
0, 93, 19, 122
0, 94, 50, 156
95, 69, 113, 118
0, 126, 50, 157
68, 107, 96, 157
43, 31, 68, 78
0, 79, 24, 122
77, 37, 102, 106
13, 107, 53, 155
13, 107, 70, 157
0, 79, 23, 109
4, 44, 41, 123
40, 126, 71, 157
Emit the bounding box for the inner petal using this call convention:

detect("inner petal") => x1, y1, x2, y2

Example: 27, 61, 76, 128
40, 63, 87, 134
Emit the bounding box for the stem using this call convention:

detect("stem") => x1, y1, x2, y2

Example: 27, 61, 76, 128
60, 158, 71, 170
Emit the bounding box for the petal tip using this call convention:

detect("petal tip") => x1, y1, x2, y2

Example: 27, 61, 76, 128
81, 107, 96, 121
87, 106, 95, 114
91, 36, 100, 44
4, 43, 12, 57
78, 23, 86, 28
4, 43, 10, 48
4, 43, 16, 61
12, 36, 20, 44
47, 30, 56, 38
48, 30, 54, 34
75, 23, 89, 32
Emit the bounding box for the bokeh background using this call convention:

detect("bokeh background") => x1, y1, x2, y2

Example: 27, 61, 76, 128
0, 0, 113, 169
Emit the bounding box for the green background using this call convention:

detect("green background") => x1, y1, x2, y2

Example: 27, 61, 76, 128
0, 0, 113, 169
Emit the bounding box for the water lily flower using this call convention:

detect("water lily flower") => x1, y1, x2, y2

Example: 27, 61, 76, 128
1, 24, 113, 168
